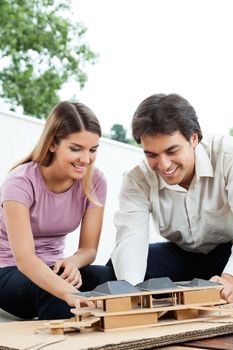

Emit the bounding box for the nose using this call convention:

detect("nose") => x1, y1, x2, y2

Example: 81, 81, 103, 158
157, 154, 171, 170
79, 151, 91, 165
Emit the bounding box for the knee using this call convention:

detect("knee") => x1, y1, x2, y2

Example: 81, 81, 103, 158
80, 264, 116, 292
37, 292, 72, 320
148, 242, 169, 259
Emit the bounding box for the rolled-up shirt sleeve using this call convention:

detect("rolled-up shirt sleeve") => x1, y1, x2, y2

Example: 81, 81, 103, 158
222, 158, 233, 276
111, 170, 151, 285
223, 251, 233, 275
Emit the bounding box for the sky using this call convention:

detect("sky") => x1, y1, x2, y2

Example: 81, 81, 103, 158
63, 0, 233, 137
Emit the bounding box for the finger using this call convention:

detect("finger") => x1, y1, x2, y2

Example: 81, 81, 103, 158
221, 289, 230, 301
63, 269, 76, 282
227, 292, 233, 303
69, 277, 80, 287
78, 298, 94, 308
210, 276, 225, 291
65, 269, 81, 284
210, 276, 233, 303
76, 275, 82, 289
72, 295, 94, 309
60, 265, 73, 279
84, 299, 94, 308
53, 260, 63, 274
75, 298, 80, 308
71, 274, 82, 289
210, 275, 222, 283
220, 282, 233, 299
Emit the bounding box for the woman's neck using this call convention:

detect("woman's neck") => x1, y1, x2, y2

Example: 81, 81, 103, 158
40, 165, 75, 193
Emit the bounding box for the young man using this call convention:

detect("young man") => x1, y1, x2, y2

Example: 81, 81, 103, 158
111, 93, 233, 303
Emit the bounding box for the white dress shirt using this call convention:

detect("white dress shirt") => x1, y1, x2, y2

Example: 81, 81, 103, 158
111, 135, 233, 285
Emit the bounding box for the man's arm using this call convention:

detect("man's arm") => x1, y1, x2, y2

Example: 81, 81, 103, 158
211, 154, 233, 302
111, 170, 151, 285
210, 273, 233, 302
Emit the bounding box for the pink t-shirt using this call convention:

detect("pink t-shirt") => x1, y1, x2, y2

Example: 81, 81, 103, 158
0, 161, 107, 267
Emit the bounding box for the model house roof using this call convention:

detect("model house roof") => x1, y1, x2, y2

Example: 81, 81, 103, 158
136, 277, 177, 291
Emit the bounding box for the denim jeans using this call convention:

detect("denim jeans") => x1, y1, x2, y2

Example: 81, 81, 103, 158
107, 241, 232, 283
0, 264, 115, 320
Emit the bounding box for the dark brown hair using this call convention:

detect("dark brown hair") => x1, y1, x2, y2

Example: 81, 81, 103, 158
132, 93, 202, 143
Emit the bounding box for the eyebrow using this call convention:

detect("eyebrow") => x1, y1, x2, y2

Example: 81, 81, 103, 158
70, 143, 100, 149
144, 144, 180, 156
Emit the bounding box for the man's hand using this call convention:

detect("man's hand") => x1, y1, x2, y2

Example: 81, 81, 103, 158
53, 259, 82, 289
210, 273, 233, 303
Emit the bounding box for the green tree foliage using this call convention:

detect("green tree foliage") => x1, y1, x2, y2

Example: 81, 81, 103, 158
109, 123, 140, 147
127, 138, 140, 147
0, 0, 97, 118
110, 124, 128, 143
230, 128, 233, 136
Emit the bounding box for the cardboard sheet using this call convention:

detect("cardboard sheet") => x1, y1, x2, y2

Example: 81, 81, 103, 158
183, 333, 233, 350
1, 318, 233, 350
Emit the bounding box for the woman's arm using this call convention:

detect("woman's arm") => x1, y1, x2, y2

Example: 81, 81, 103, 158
3, 201, 91, 307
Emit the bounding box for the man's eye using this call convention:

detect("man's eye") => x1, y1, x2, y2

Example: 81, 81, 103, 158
167, 150, 177, 155
90, 148, 97, 153
146, 154, 157, 159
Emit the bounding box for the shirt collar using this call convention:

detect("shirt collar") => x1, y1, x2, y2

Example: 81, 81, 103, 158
139, 159, 184, 191
158, 176, 186, 192
195, 141, 214, 178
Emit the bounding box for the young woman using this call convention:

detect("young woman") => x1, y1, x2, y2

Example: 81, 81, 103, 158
0, 101, 113, 320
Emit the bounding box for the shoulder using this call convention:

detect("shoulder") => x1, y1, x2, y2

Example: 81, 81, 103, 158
201, 135, 233, 177
120, 160, 157, 197
2, 162, 39, 186
92, 166, 106, 185
202, 134, 233, 150
202, 134, 233, 161
1, 162, 40, 207
87, 167, 107, 205
92, 166, 107, 190
123, 159, 157, 184
92, 166, 106, 182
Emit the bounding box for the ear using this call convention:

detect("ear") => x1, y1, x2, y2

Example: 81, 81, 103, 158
190, 133, 199, 149
49, 142, 57, 153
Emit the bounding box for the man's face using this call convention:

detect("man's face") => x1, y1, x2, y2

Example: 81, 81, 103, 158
141, 131, 198, 189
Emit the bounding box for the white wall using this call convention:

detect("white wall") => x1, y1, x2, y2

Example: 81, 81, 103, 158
0, 109, 144, 264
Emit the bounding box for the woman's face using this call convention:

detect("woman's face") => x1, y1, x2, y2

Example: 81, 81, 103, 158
50, 130, 99, 180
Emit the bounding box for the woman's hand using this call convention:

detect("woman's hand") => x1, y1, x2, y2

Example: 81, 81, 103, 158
53, 259, 82, 289
64, 293, 94, 308
210, 274, 233, 303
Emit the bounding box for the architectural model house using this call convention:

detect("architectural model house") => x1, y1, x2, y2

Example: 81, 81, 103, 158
45, 277, 232, 334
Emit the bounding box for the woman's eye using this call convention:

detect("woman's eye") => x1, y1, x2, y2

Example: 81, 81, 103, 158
70, 147, 80, 152
90, 148, 97, 153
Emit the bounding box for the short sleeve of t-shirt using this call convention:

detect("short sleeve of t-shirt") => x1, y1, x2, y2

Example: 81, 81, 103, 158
1, 172, 34, 208
1, 165, 107, 210
87, 168, 107, 208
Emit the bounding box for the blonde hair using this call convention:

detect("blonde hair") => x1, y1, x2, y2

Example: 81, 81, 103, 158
12, 101, 102, 205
